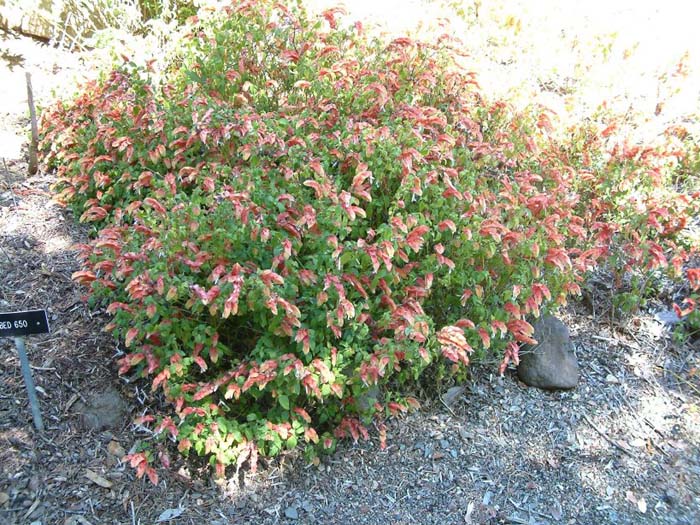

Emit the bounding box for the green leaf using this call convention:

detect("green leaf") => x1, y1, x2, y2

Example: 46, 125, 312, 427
278, 394, 290, 410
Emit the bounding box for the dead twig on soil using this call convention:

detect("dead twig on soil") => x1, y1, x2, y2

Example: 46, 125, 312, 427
643, 417, 665, 437
592, 334, 638, 349
655, 365, 700, 396
648, 437, 670, 458
439, 396, 458, 418
582, 413, 636, 458
508, 498, 554, 520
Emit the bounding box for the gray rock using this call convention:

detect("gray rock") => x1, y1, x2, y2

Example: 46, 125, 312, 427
73, 386, 129, 431
517, 315, 579, 390
663, 487, 679, 506
355, 385, 380, 412
284, 506, 299, 520
655, 309, 682, 325
442, 385, 465, 406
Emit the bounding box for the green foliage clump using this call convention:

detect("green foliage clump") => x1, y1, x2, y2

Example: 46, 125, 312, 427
39, 0, 699, 481
138, 0, 197, 23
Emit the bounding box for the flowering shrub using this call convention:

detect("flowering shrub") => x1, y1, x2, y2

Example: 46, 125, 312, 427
40, 0, 699, 481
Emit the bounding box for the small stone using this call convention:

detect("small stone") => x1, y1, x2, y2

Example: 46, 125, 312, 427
0, 492, 8, 505
663, 488, 678, 505
605, 374, 620, 384
458, 427, 473, 441
517, 316, 579, 390
356, 386, 380, 412
157, 508, 185, 521
630, 438, 646, 448
28, 475, 40, 493
442, 385, 465, 406
439, 439, 450, 449
284, 506, 298, 520
450, 449, 458, 458
107, 440, 125, 458
73, 386, 129, 431
550, 501, 563, 520
655, 309, 682, 325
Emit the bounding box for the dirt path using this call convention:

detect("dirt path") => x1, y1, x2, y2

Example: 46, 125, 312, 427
1, 24, 699, 525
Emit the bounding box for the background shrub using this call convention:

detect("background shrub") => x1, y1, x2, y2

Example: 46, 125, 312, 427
40, 0, 699, 480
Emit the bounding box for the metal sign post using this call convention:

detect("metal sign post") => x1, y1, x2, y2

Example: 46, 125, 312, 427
1, 310, 50, 432
13, 337, 44, 431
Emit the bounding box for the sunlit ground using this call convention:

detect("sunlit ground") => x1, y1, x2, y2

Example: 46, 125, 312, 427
305, 0, 700, 140
7, 0, 697, 148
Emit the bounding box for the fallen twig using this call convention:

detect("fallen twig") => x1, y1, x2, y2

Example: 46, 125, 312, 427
582, 413, 636, 457
592, 334, 638, 349
592, 335, 617, 344
655, 365, 700, 396
648, 437, 670, 458
508, 498, 553, 520
439, 395, 458, 418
